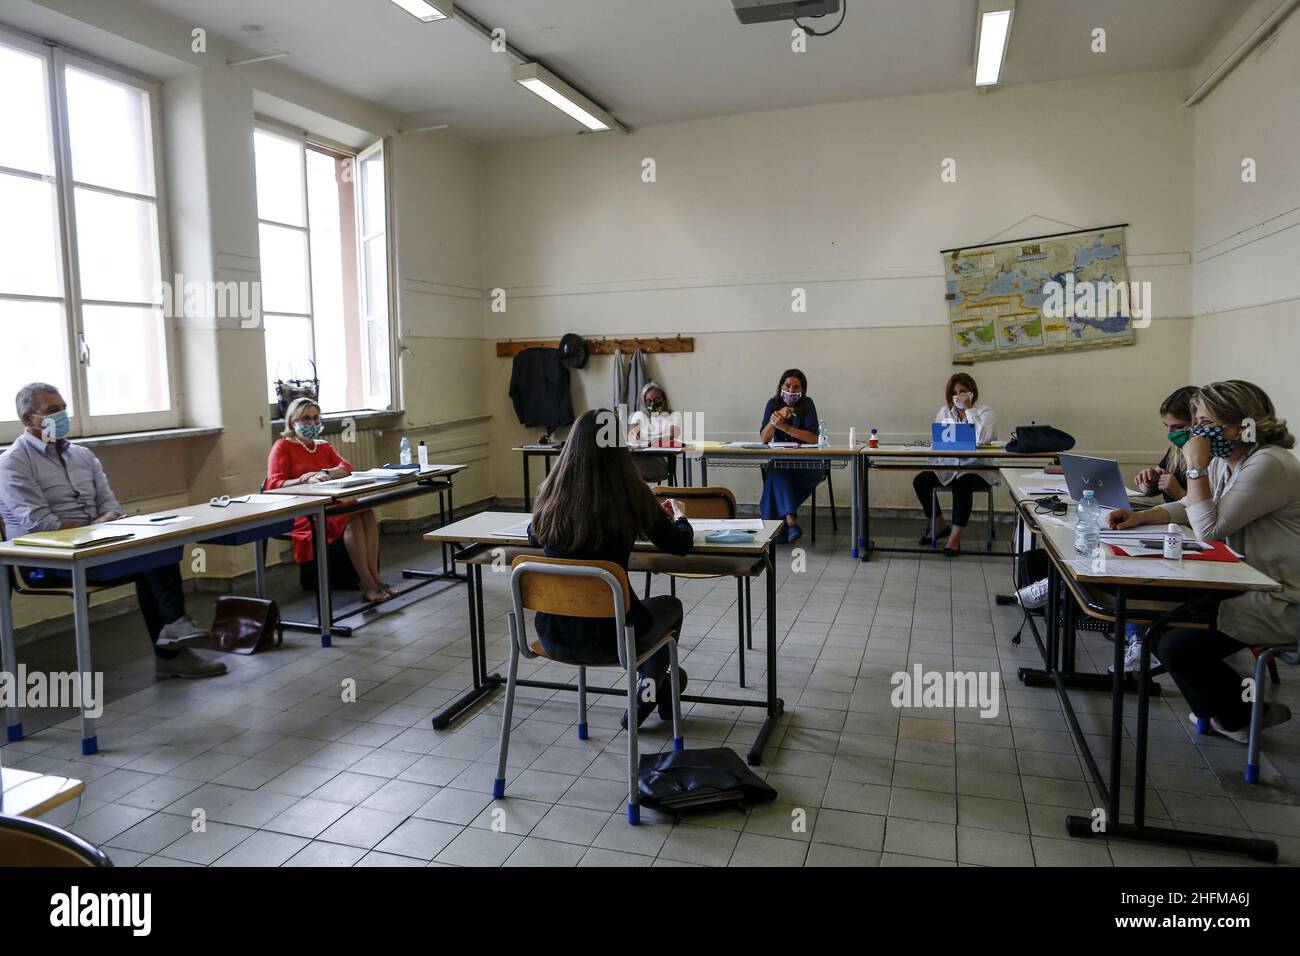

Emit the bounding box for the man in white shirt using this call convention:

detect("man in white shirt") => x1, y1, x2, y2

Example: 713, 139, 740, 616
0, 384, 225, 680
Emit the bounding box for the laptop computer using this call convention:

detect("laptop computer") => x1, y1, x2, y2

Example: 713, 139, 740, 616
931, 421, 977, 452
1058, 453, 1132, 510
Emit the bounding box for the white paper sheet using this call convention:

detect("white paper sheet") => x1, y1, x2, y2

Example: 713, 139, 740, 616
488, 519, 533, 539
688, 519, 765, 532
115, 514, 196, 527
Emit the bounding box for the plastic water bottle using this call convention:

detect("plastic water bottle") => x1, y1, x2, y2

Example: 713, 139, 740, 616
1163, 522, 1183, 562
1074, 490, 1100, 556
399, 436, 412, 466
818, 419, 829, 449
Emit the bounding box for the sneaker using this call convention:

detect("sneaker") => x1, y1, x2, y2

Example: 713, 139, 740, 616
1189, 704, 1292, 744
156, 648, 227, 680
156, 614, 212, 649
1015, 579, 1050, 610
1108, 637, 1162, 674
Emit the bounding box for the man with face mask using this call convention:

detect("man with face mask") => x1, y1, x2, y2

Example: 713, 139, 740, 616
0, 383, 224, 679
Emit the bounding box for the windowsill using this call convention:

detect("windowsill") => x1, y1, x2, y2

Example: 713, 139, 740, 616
269, 408, 403, 429
0, 425, 224, 453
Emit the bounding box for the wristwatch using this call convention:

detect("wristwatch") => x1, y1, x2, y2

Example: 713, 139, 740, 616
1185, 467, 1207, 480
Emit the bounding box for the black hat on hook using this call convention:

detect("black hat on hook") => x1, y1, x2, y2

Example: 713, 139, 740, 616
559, 333, 589, 369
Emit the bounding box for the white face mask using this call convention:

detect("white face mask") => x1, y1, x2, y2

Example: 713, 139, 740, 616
952, 394, 969, 409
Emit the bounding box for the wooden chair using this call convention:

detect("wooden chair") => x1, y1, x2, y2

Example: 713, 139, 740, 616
494, 556, 684, 825
646, 486, 756, 687
0, 813, 112, 866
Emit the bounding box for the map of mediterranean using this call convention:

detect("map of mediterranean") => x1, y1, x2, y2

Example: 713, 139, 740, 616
944, 226, 1135, 362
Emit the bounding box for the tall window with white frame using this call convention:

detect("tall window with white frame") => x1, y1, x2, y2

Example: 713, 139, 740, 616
0, 29, 174, 442
254, 126, 392, 415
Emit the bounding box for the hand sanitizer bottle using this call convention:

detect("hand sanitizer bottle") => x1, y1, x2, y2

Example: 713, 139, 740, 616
1163, 523, 1183, 562
417, 439, 429, 469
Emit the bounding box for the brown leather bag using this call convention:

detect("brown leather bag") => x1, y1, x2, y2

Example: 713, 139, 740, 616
210, 596, 283, 655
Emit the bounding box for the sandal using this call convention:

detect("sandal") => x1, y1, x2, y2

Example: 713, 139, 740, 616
918, 525, 951, 546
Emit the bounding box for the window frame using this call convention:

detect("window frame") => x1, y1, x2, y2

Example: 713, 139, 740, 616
254, 120, 396, 415
0, 26, 178, 443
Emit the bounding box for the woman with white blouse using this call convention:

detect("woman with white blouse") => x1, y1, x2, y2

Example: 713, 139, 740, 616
913, 372, 997, 556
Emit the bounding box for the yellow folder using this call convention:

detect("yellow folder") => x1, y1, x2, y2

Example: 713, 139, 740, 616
12, 527, 136, 549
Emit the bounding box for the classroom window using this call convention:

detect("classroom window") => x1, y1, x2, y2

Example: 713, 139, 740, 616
254, 127, 393, 413
0, 29, 174, 441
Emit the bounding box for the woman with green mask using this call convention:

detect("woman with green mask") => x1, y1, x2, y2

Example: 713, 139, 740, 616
1134, 385, 1197, 502
1108, 381, 1300, 742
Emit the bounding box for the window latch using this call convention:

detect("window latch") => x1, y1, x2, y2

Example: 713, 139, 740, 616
78, 333, 91, 366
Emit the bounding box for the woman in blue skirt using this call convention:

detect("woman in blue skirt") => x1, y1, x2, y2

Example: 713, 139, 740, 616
759, 369, 824, 543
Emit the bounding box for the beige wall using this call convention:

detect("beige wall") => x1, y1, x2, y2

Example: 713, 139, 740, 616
1188, 3, 1300, 433
482, 70, 1200, 508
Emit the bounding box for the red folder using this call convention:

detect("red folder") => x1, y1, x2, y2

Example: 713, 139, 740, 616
1107, 539, 1240, 562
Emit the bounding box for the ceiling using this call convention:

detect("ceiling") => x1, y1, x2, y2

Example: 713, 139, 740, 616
128, 0, 1247, 143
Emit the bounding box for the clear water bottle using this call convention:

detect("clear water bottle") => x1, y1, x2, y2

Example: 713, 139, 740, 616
818, 419, 829, 449
399, 436, 412, 466
1074, 489, 1101, 556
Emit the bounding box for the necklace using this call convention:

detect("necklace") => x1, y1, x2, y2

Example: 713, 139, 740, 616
291, 435, 319, 454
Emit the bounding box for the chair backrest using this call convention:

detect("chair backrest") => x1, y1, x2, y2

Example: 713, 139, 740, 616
0, 813, 113, 866
653, 486, 736, 520
510, 555, 631, 618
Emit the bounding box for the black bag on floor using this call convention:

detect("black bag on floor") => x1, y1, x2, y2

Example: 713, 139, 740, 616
637, 747, 777, 814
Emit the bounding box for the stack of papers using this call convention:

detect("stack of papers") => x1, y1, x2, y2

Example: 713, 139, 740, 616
13, 527, 136, 549
351, 468, 407, 480
488, 519, 533, 539
725, 442, 767, 449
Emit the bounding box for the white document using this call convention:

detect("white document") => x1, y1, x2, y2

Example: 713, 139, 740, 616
420, 463, 464, 474
489, 519, 533, 539
1021, 485, 1070, 496
688, 519, 765, 532
725, 442, 767, 449
351, 468, 407, 479
768, 442, 800, 449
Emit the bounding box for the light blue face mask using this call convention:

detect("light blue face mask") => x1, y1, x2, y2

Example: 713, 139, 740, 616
38, 409, 70, 442
295, 422, 324, 441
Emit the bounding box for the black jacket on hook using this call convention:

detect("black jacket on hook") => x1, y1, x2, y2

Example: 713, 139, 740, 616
509, 347, 575, 430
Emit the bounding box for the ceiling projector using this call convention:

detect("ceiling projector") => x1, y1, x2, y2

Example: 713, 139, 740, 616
732, 0, 841, 24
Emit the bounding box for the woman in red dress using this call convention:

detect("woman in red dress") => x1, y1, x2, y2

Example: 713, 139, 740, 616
266, 398, 395, 603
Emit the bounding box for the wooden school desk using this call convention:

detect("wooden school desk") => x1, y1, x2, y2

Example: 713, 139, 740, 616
264, 464, 466, 637
1, 766, 84, 819
423, 511, 788, 765
1001, 467, 1283, 861
0, 494, 330, 754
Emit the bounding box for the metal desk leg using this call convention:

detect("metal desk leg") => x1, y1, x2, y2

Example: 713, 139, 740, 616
1106, 585, 1127, 823
71, 564, 97, 755
860, 460, 873, 560
683, 456, 693, 488
313, 508, 333, 647
0, 572, 22, 741
747, 539, 784, 765
431, 553, 495, 729
522, 453, 531, 512
253, 540, 267, 599
849, 455, 859, 558
701, 457, 709, 486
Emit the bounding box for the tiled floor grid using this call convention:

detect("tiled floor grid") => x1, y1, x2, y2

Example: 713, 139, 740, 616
5, 521, 1299, 867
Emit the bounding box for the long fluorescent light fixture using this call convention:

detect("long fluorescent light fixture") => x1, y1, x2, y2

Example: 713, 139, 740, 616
388, 0, 452, 22
974, 0, 1014, 88
511, 62, 626, 134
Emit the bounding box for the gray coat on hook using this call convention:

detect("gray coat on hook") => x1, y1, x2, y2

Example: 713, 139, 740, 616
624, 348, 647, 416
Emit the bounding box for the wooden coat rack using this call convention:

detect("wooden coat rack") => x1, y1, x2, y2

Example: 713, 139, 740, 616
496, 336, 694, 358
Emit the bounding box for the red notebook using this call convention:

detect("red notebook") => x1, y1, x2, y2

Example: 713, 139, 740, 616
1107, 539, 1240, 562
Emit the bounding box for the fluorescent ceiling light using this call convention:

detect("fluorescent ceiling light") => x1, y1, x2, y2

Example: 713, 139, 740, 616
974, 1, 1014, 88
388, 0, 451, 22
511, 62, 625, 133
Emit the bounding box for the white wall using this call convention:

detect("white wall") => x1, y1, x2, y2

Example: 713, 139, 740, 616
482, 70, 1200, 508
1188, 1, 1300, 436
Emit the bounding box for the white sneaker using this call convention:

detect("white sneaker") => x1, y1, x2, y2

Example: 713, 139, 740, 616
1112, 636, 1160, 674
1015, 579, 1050, 609
1188, 704, 1293, 744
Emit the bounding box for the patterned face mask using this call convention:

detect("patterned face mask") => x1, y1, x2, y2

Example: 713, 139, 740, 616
1191, 424, 1236, 459
780, 389, 802, 406
295, 422, 324, 441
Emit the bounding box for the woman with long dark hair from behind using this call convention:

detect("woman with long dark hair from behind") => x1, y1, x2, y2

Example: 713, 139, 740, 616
529, 409, 694, 729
